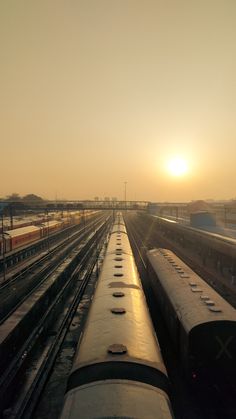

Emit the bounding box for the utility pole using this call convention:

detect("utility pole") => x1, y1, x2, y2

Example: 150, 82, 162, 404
46, 209, 50, 253
9, 204, 14, 230
0, 204, 8, 282
124, 181, 127, 209
1, 212, 6, 282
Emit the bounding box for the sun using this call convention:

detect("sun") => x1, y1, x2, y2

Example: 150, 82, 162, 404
167, 157, 188, 176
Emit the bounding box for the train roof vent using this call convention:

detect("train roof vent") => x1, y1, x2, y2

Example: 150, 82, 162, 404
205, 300, 215, 306
112, 292, 125, 298
111, 308, 126, 314
180, 274, 190, 278
208, 307, 222, 313
114, 257, 123, 261
189, 282, 197, 287
191, 288, 203, 293
114, 273, 124, 277
108, 344, 127, 354
114, 265, 123, 268
200, 295, 210, 300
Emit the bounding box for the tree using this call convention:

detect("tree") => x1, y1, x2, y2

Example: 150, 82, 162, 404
6, 193, 22, 201
22, 194, 44, 202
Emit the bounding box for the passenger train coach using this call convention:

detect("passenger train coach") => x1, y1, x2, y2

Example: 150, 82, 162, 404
147, 248, 236, 384
60, 214, 175, 419
0, 211, 98, 255
0, 221, 63, 254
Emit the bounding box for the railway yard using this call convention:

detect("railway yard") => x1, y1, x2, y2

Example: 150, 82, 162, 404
0, 210, 235, 419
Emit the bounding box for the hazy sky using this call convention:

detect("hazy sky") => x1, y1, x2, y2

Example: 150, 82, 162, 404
1, 0, 236, 202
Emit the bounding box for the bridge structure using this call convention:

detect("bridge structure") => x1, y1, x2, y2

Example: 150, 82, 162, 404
0, 200, 150, 213
59, 200, 150, 211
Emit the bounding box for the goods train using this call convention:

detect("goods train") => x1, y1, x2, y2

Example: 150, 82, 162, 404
0, 211, 97, 255
147, 248, 236, 383
60, 213, 175, 419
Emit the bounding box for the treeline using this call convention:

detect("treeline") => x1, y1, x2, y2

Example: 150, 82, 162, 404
1, 193, 46, 203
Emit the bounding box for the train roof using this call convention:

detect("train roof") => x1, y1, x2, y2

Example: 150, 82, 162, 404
72, 216, 167, 375
62, 381, 174, 419
152, 214, 236, 247
4, 225, 40, 238
147, 248, 236, 333
41, 220, 62, 227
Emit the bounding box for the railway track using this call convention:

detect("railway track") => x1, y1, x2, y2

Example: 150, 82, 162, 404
0, 213, 109, 323
0, 212, 103, 281
0, 216, 111, 418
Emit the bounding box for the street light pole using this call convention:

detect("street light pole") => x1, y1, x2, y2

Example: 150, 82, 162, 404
1, 212, 6, 282
46, 209, 50, 253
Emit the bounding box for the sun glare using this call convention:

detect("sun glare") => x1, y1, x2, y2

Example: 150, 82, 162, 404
167, 157, 188, 176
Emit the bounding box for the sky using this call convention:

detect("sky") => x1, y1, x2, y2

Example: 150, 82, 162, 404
0, 0, 236, 202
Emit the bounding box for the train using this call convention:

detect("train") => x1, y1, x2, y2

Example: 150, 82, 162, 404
153, 214, 236, 250
0, 221, 65, 254
147, 248, 236, 384
0, 211, 98, 255
60, 213, 175, 419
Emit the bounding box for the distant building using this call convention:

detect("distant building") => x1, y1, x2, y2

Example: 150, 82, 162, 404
190, 211, 216, 228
